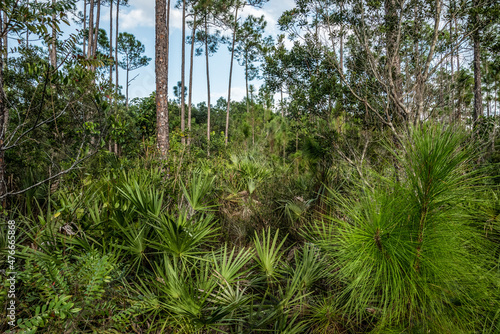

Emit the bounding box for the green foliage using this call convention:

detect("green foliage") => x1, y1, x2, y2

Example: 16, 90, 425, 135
17, 295, 81, 334
180, 170, 217, 212
309, 124, 500, 332
13, 248, 121, 333
253, 228, 287, 281
150, 212, 217, 261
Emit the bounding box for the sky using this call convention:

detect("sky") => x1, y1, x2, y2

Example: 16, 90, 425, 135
91, 0, 297, 106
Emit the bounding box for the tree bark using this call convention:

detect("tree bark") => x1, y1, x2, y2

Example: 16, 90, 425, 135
450, 2, 454, 122
205, 16, 211, 155
50, 0, 57, 67
455, 15, 461, 122
109, 0, 114, 151
115, 0, 119, 98
93, 0, 101, 58
181, 0, 186, 145
156, 0, 170, 159
126, 61, 129, 109
83, 0, 87, 57
0, 13, 6, 204
281, 88, 285, 164
2, 11, 7, 67
225, 5, 239, 146
188, 13, 196, 146
114, 0, 119, 153
109, 0, 113, 84
87, 0, 94, 58
472, 0, 483, 124
251, 86, 254, 147
340, 0, 344, 75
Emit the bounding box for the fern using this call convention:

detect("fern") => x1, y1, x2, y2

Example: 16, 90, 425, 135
17, 295, 81, 334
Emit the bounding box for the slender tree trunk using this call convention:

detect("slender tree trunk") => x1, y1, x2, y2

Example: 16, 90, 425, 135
125, 65, 129, 109
450, 3, 454, 122
0, 16, 7, 204
93, 0, 101, 58
109, 0, 113, 84
205, 16, 211, 156
245, 57, 249, 116
496, 81, 498, 117
50, 0, 57, 67
455, 15, 461, 122
115, 0, 119, 97
83, 0, 87, 57
109, 0, 114, 152
114, 0, 119, 153
109, 0, 113, 154
156, 0, 170, 159
87, 0, 94, 58
2, 11, 7, 67
180, 0, 186, 145
281, 87, 285, 164
472, 0, 483, 124
340, 0, 344, 75
188, 14, 196, 146
225, 6, 239, 146
251, 86, 255, 147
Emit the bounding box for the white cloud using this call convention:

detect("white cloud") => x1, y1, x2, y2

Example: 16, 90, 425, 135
212, 86, 247, 103
121, 9, 154, 29
119, 0, 183, 31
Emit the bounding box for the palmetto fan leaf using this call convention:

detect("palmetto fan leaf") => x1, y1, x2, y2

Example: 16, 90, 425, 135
149, 255, 244, 332
117, 178, 164, 218
211, 244, 254, 284
253, 228, 287, 281
180, 170, 217, 212
149, 212, 217, 261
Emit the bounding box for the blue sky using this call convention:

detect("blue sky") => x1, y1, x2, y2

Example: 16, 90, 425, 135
90, 0, 296, 105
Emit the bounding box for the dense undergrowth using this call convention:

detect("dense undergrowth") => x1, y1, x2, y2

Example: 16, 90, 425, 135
1, 124, 500, 333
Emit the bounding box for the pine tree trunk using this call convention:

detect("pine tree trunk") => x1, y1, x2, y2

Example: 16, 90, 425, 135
455, 15, 461, 122
83, 0, 87, 57
472, 0, 483, 124
180, 0, 186, 145
205, 17, 211, 156
93, 0, 101, 58
281, 88, 285, 164
251, 87, 255, 147
87, 0, 94, 58
0, 17, 7, 204
340, 0, 344, 75
2, 11, 7, 67
126, 63, 129, 109
115, 0, 119, 98
188, 13, 196, 146
109, 0, 113, 85
50, 0, 57, 67
225, 6, 239, 146
450, 3, 454, 122
156, 0, 170, 159
495, 82, 498, 117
